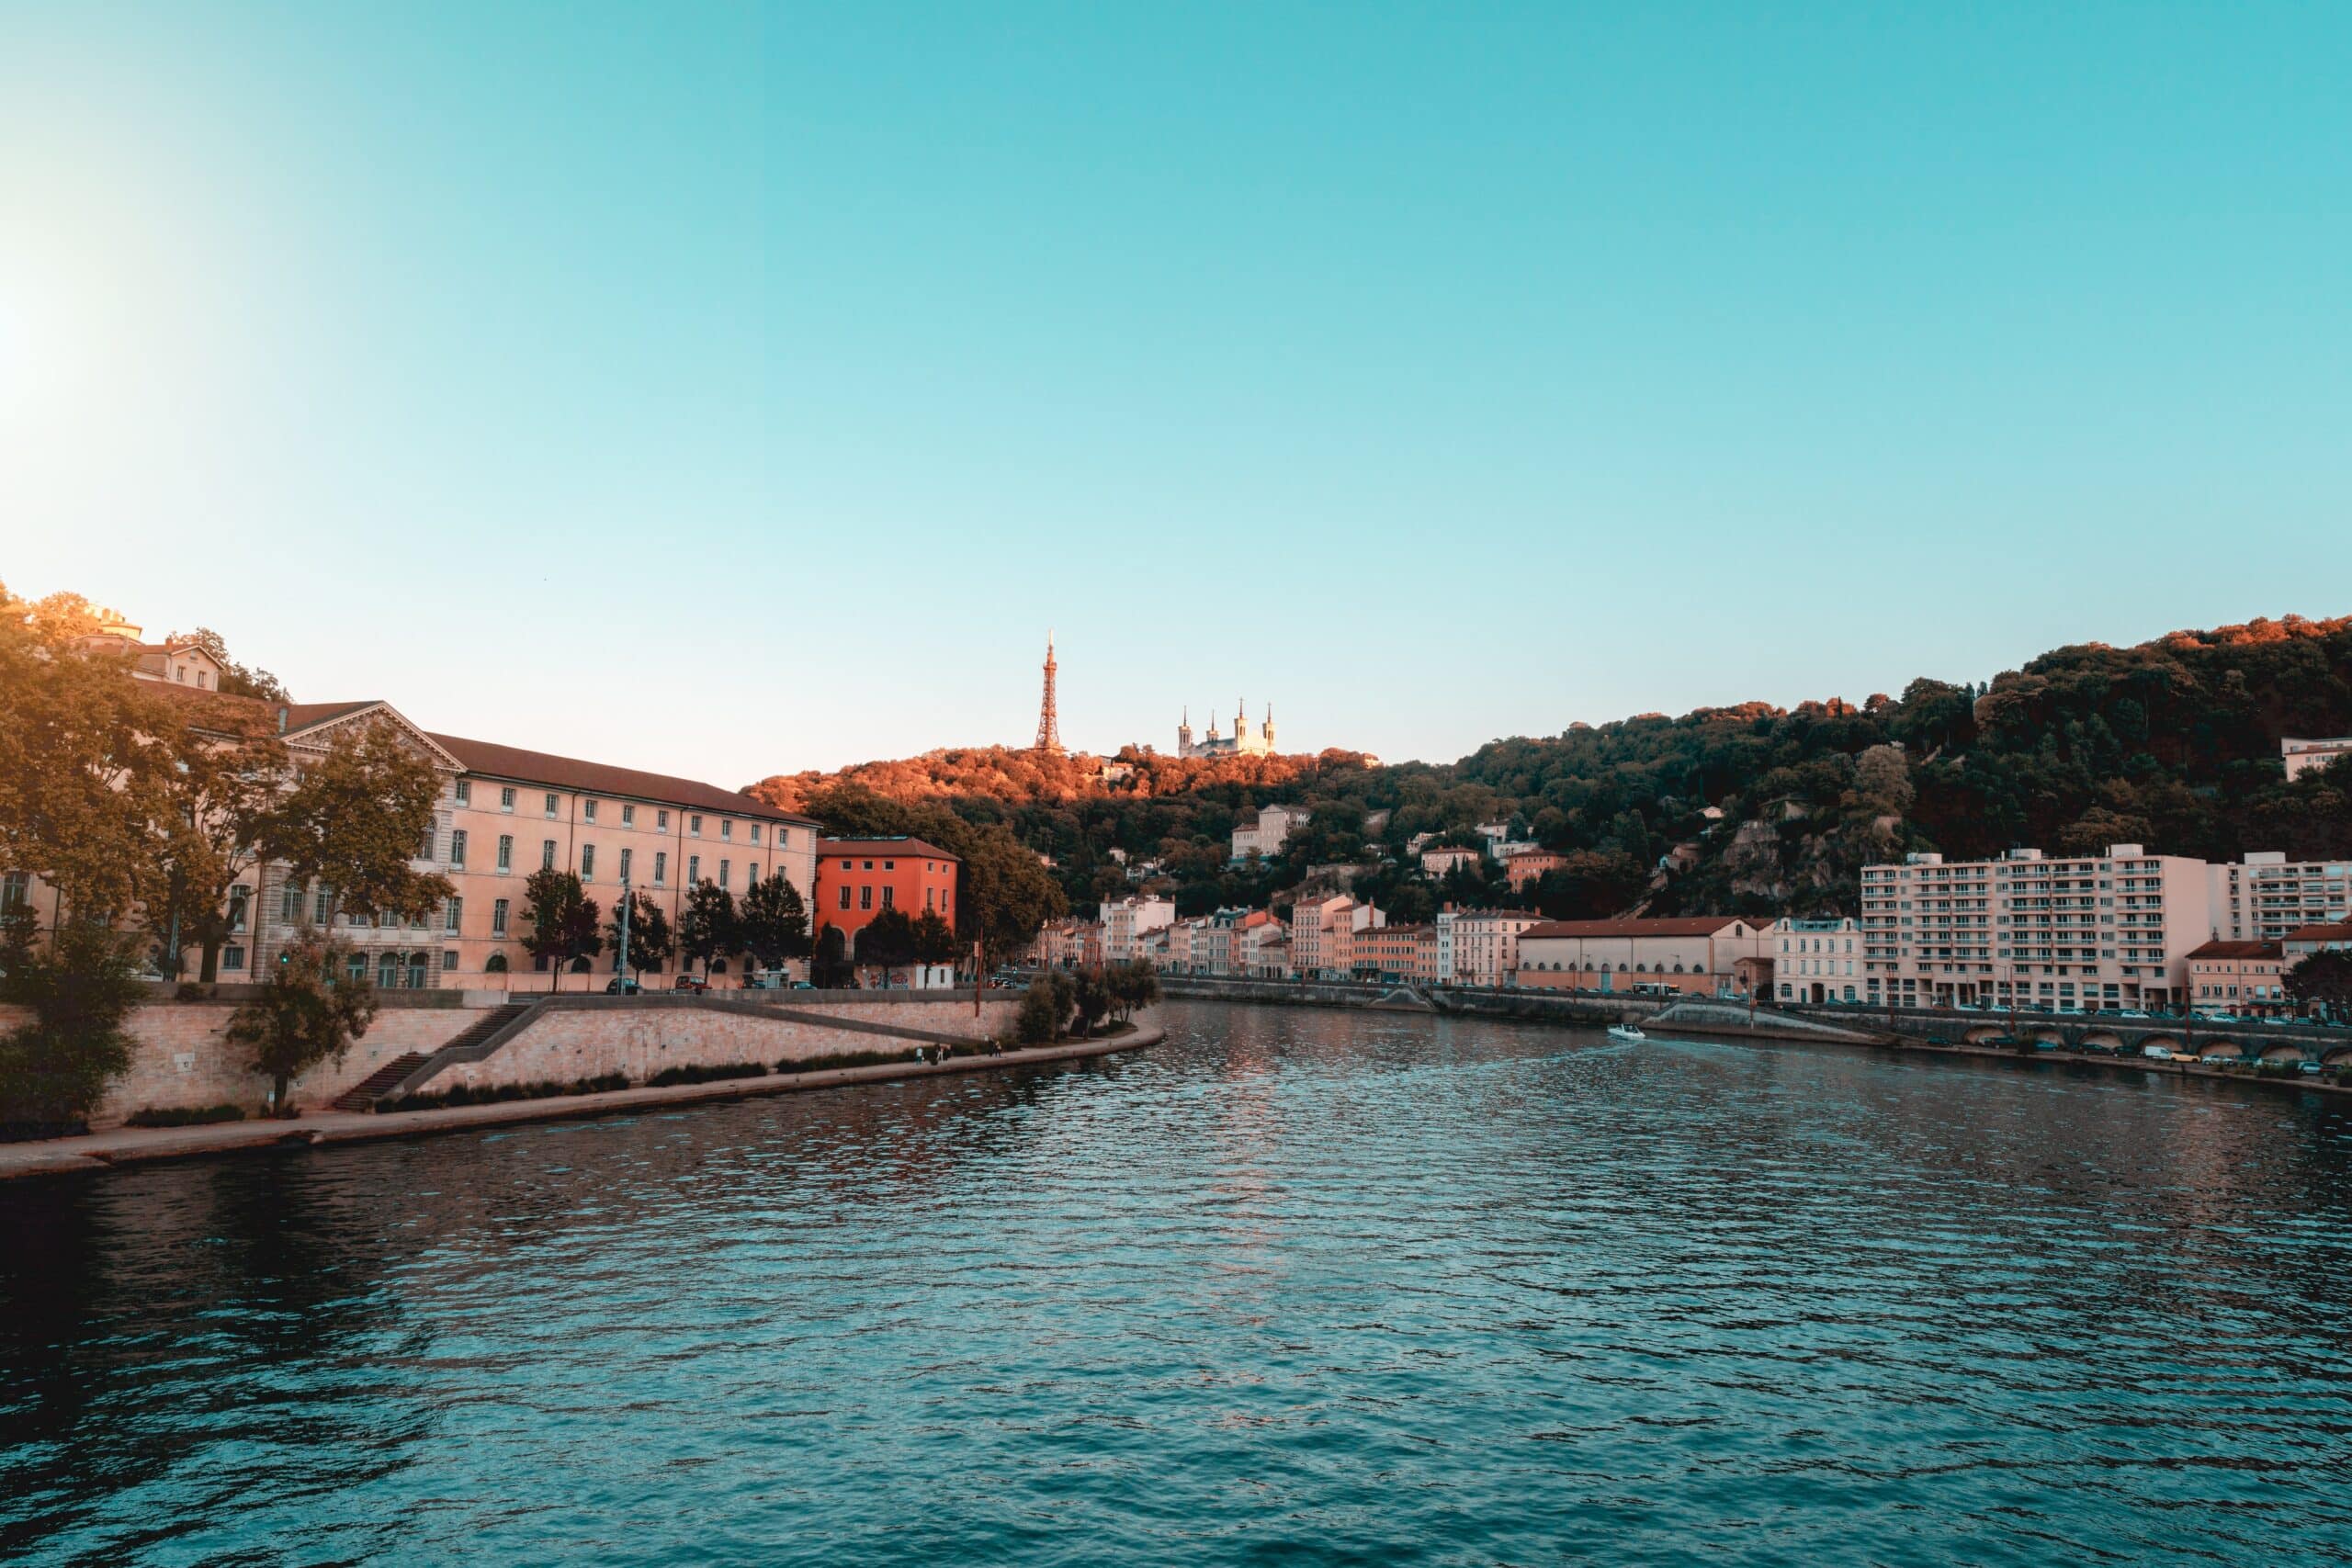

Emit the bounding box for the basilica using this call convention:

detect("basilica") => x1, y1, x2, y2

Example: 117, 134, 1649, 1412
1178, 700, 1276, 759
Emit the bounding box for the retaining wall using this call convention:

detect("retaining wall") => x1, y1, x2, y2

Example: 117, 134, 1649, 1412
416, 993, 1022, 1097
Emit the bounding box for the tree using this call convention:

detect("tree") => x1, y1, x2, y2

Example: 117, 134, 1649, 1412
142, 727, 288, 981
2287, 952, 2352, 1021
0, 919, 142, 1134
910, 908, 959, 972
262, 721, 453, 925
0, 587, 181, 919
810, 923, 854, 988
1069, 965, 1113, 1036
226, 932, 379, 1115
1106, 960, 1160, 1022
1014, 971, 1074, 1044
680, 881, 739, 978
608, 890, 673, 975
855, 907, 917, 986
519, 869, 602, 991
738, 874, 811, 973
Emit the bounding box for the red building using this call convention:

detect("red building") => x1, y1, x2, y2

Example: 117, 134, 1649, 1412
814, 838, 961, 944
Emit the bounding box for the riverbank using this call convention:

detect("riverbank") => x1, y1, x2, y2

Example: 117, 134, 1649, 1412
0, 1022, 1165, 1182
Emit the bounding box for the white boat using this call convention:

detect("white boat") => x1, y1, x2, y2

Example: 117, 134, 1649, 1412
1607, 1023, 1646, 1043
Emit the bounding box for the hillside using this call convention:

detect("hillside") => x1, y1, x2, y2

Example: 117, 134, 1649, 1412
753, 615, 2352, 924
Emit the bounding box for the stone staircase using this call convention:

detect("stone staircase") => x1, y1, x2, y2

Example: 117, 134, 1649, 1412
334, 1053, 428, 1112
343, 1001, 537, 1111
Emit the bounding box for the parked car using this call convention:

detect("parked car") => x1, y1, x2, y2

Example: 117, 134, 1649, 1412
2083, 1042, 2121, 1056
2141, 1044, 2176, 1061
2299, 1060, 2325, 1076
604, 978, 641, 995
673, 974, 709, 994
2199, 1053, 2235, 1066
790, 980, 816, 990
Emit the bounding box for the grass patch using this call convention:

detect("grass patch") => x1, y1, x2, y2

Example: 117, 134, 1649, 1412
125, 1103, 247, 1128
647, 1061, 770, 1088
385, 1072, 630, 1111
775, 1047, 921, 1074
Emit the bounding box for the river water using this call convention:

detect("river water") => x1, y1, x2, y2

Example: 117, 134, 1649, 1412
5, 1001, 2351, 1565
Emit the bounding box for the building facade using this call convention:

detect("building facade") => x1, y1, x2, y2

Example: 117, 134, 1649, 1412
1180, 700, 1277, 759
1860, 844, 2210, 1011
1103, 895, 1177, 962
1770, 917, 1863, 1004
2186, 941, 2289, 1015
1231, 804, 1311, 863
1514, 917, 1773, 996
814, 838, 961, 947
1351, 924, 1436, 982
2211, 852, 2352, 942
2281, 737, 2352, 781
1436, 908, 1543, 987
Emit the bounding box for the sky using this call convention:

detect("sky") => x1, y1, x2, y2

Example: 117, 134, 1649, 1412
3, 3, 2347, 785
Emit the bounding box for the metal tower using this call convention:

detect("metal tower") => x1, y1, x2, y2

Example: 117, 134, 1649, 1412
1033, 631, 1065, 754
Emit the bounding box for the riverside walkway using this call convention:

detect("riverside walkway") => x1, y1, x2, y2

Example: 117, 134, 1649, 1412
0, 1022, 1165, 1182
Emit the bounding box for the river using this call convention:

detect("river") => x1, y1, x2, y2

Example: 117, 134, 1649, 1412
5, 1001, 2351, 1565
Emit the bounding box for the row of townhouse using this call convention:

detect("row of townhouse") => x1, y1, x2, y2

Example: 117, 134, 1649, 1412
1860, 842, 2352, 1013
6, 682, 826, 989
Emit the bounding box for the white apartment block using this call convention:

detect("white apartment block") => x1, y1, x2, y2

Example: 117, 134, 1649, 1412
2281, 737, 2352, 782
1103, 895, 1176, 962
1231, 804, 1311, 863
1435, 908, 1543, 987
2210, 852, 2352, 942
1860, 844, 2210, 1011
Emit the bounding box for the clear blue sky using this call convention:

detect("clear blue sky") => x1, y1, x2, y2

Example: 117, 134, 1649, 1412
4, 3, 2346, 785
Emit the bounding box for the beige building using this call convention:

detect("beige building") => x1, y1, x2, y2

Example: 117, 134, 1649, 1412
2281, 737, 2352, 781
1435, 908, 1543, 987
1291, 893, 1385, 979
1103, 895, 1176, 962
1420, 845, 1480, 878
2211, 852, 2352, 942
2185, 940, 2289, 1015
1515, 917, 1773, 996
1231, 803, 1311, 863
1860, 845, 2210, 1011
1770, 917, 1863, 1004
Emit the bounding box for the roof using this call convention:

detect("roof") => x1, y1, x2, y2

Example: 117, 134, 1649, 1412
2284, 922, 2352, 942
2187, 940, 2281, 960
818, 837, 962, 863
428, 732, 820, 824
1521, 917, 1755, 940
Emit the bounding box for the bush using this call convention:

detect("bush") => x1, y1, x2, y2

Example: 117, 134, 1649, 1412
125, 1103, 248, 1127
775, 1045, 935, 1074
384, 1072, 629, 1111
647, 1061, 769, 1087
1014, 972, 1075, 1044
0, 921, 142, 1134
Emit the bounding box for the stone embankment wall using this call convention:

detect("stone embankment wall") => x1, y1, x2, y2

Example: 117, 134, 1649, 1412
0, 996, 502, 1124
0, 989, 1022, 1126
1159, 976, 1672, 1027
418, 993, 1022, 1097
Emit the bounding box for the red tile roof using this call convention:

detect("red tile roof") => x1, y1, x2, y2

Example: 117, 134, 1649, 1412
1522, 917, 1756, 940
819, 837, 961, 863
2284, 922, 2352, 942
426, 732, 819, 823
2187, 940, 2281, 960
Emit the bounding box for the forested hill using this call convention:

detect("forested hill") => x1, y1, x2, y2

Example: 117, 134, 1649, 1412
752, 614, 2352, 925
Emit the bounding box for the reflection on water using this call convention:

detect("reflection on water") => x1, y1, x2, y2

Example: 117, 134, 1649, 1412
5, 1003, 2351, 1566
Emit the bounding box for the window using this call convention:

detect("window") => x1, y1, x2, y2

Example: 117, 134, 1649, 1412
545, 793, 560, 818
498, 834, 513, 872
622, 804, 636, 828
0, 872, 25, 911
658, 810, 670, 830
281, 884, 303, 922
839, 885, 851, 910
222, 943, 245, 971
455, 779, 471, 806
688, 854, 700, 885
881, 886, 894, 909
750, 824, 761, 844
450, 829, 468, 868
584, 799, 598, 823
654, 851, 667, 886
501, 786, 515, 812
228, 886, 250, 932
542, 840, 557, 871
721, 819, 733, 840
492, 898, 509, 935
718, 860, 730, 889
860, 886, 873, 910
619, 848, 633, 884
690, 815, 704, 837
582, 845, 596, 880
884, 860, 896, 872
420, 824, 436, 859
747, 863, 760, 887
445, 897, 462, 932
315, 886, 333, 923
443, 951, 459, 971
